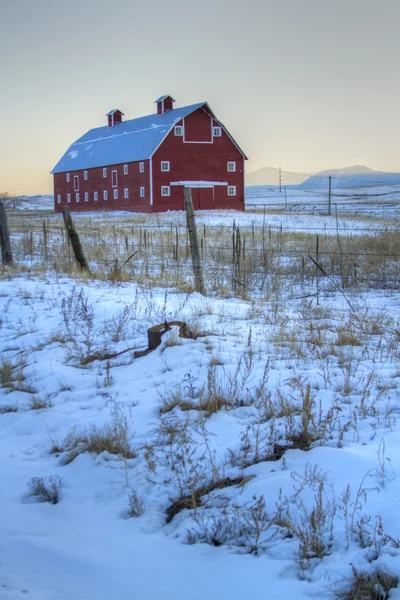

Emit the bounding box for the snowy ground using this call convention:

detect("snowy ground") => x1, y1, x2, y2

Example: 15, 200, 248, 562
4, 195, 54, 211
1, 270, 400, 599
246, 184, 400, 218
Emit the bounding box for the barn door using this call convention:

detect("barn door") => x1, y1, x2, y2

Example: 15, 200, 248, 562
188, 188, 214, 210
198, 188, 214, 210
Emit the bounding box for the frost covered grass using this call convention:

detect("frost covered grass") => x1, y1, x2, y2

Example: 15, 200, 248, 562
1, 214, 400, 599
6, 208, 400, 297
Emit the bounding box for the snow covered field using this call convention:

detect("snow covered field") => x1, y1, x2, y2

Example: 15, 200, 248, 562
246, 184, 400, 218
1, 266, 400, 598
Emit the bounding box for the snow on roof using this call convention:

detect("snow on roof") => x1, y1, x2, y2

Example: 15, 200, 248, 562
51, 103, 206, 174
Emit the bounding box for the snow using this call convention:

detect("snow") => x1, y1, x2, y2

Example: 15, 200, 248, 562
1, 263, 400, 598
246, 184, 400, 217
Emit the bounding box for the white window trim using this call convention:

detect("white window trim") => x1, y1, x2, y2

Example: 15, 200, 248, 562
112, 170, 118, 188
213, 126, 222, 137
113, 189, 118, 199
94, 191, 98, 201
161, 185, 170, 197
84, 170, 88, 180
74, 175, 79, 192
123, 164, 128, 175
140, 186, 145, 198
161, 161, 170, 172
103, 190, 108, 201
139, 162, 144, 173
57, 194, 61, 204
103, 168, 107, 178
174, 125, 183, 136
227, 161, 236, 172
228, 186, 236, 196
67, 193, 71, 203
124, 188, 129, 199
84, 192, 89, 202
75, 193, 80, 203
66, 173, 70, 182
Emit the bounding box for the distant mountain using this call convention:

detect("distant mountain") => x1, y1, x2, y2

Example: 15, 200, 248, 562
246, 165, 400, 189
246, 167, 311, 186
298, 165, 400, 189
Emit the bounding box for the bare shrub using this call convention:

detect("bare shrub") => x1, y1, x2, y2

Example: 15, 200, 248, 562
25, 475, 63, 504
127, 490, 145, 518
189, 494, 286, 554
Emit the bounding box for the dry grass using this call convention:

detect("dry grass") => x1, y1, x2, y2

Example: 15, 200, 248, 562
334, 566, 398, 600
165, 475, 244, 523
0, 358, 36, 394
5, 209, 400, 297
59, 406, 136, 465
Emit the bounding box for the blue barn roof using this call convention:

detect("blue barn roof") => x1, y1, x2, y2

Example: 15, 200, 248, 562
51, 102, 206, 174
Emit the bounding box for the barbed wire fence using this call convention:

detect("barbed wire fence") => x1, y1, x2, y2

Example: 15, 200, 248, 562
4, 211, 400, 302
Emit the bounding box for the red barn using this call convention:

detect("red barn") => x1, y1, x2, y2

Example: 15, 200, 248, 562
51, 96, 247, 213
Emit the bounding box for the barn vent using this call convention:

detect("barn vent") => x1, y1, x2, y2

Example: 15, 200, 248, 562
106, 109, 124, 127
155, 95, 175, 116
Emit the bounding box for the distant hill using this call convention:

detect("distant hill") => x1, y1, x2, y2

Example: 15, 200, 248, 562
246, 167, 311, 186
298, 165, 400, 189
246, 165, 400, 189
3, 195, 53, 210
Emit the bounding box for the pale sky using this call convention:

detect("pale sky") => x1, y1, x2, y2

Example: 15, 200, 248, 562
1, 0, 399, 194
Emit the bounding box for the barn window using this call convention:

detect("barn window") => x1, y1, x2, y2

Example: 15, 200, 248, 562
84, 192, 89, 202
76, 193, 80, 203
67, 193, 71, 203
94, 191, 98, 201
84, 170, 88, 180
228, 186, 236, 196
213, 126, 222, 137
103, 190, 108, 200
174, 126, 183, 136
124, 188, 129, 199
66, 173, 70, 182
227, 162, 236, 172
57, 194, 61, 204
161, 186, 170, 196
123, 164, 128, 175
103, 168, 107, 178
114, 189, 118, 199
74, 175, 79, 191
140, 187, 145, 198
161, 161, 170, 172
140, 162, 144, 173
112, 170, 118, 187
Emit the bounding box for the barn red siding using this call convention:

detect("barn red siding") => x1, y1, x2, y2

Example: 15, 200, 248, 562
183, 109, 212, 143
54, 161, 151, 213
152, 109, 245, 212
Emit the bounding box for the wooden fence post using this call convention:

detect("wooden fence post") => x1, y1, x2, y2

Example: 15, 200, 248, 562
0, 202, 14, 266
62, 206, 90, 272
184, 187, 205, 295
